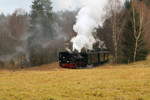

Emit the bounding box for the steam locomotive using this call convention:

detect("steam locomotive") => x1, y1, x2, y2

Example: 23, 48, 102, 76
58, 49, 109, 69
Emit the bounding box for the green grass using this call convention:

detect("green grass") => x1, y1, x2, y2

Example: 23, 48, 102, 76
0, 57, 150, 100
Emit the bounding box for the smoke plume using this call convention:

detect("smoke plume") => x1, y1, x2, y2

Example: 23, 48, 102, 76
70, 0, 125, 52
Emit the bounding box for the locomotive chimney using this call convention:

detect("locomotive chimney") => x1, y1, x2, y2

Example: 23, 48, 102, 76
65, 41, 73, 53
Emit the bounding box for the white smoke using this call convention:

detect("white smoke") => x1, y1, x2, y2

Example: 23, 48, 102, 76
70, 0, 125, 52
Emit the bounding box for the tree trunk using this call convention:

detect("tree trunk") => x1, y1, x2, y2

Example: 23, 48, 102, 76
133, 0, 144, 62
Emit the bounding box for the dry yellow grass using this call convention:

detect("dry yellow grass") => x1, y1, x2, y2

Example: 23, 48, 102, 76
0, 58, 150, 100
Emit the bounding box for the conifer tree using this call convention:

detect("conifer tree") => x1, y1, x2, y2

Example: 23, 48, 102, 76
30, 0, 53, 40
28, 0, 54, 66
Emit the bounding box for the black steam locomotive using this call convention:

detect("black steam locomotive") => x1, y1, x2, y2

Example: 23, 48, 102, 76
58, 49, 109, 69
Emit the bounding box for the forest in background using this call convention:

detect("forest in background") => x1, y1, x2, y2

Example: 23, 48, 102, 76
0, 0, 149, 68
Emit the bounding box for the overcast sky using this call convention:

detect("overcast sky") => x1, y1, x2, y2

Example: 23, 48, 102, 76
0, 0, 126, 15
0, 0, 33, 14
0, 0, 81, 15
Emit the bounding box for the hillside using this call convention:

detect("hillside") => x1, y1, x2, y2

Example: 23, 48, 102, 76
0, 57, 150, 100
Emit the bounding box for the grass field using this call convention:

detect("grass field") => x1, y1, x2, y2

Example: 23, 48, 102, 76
0, 57, 150, 100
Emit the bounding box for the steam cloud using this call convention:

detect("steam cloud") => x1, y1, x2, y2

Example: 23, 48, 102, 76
64, 0, 125, 52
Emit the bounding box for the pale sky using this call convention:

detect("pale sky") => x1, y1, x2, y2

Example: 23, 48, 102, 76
0, 0, 33, 15
0, 0, 125, 14
0, 0, 80, 15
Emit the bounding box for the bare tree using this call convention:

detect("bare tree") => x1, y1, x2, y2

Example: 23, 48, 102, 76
109, 0, 125, 63
132, 0, 145, 62
8, 8, 28, 40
